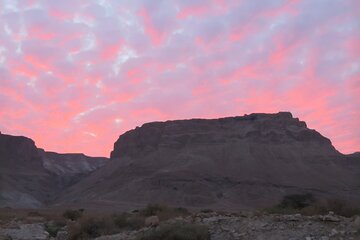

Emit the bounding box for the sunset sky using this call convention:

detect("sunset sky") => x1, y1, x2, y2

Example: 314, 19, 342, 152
0, 0, 359, 157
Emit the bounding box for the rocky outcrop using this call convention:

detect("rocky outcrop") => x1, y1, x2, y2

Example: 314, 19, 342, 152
0, 134, 43, 170
0, 223, 49, 240
59, 112, 360, 210
110, 112, 336, 159
41, 152, 106, 176
0, 134, 51, 208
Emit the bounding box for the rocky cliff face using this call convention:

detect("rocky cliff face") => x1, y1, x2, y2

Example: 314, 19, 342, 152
0, 134, 43, 169
59, 112, 360, 210
110, 112, 337, 159
0, 133, 107, 208
40, 151, 106, 176
0, 134, 51, 208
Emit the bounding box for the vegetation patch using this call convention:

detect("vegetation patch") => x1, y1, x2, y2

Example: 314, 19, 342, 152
67, 216, 115, 240
44, 222, 63, 237
137, 223, 210, 240
266, 194, 360, 217
278, 193, 315, 209
63, 209, 83, 221
140, 204, 190, 221
301, 199, 360, 217
200, 209, 214, 214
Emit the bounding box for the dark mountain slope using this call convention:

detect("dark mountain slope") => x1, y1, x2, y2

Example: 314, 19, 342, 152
0, 133, 107, 208
57, 112, 360, 210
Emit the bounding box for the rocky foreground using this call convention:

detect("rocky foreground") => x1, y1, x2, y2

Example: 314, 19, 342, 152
1, 211, 359, 240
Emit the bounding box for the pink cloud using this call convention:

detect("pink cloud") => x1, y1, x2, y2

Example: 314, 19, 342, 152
138, 8, 165, 45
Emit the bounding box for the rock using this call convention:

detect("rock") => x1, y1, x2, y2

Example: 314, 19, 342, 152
0, 235, 13, 240
55, 230, 67, 240
322, 214, 340, 222
329, 228, 338, 237
0, 223, 48, 240
284, 214, 301, 221
94, 232, 136, 240
144, 216, 159, 227
353, 216, 360, 230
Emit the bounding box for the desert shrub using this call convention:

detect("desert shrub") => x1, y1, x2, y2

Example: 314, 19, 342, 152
44, 222, 62, 237
140, 204, 190, 221
158, 207, 190, 221
112, 212, 145, 230
263, 193, 315, 214
266, 194, 360, 217
141, 204, 168, 217
81, 218, 103, 237
301, 199, 360, 217
126, 215, 146, 230
27, 211, 41, 217
278, 193, 315, 210
112, 213, 129, 228
63, 209, 83, 221
200, 209, 214, 213
175, 207, 189, 215
68, 216, 114, 240
137, 223, 210, 240
2, 235, 12, 240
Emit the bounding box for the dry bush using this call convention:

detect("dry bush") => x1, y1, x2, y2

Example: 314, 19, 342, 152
126, 214, 146, 230
265, 194, 360, 217
63, 209, 83, 221
45, 222, 65, 238
67, 216, 115, 240
112, 213, 129, 228
200, 209, 214, 214
0, 209, 27, 224
140, 204, 168, 217
27, 211, 42, 217
157, 207, 189, 221
112, 213, 145, 230
140, 204, 189, 221
137, 223, 210, 240
301, 199, 360, 217
278, 193, 315, 209
67, 211, 147, 239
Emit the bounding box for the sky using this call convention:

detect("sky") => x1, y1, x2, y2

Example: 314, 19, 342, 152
0, 0, 359, 157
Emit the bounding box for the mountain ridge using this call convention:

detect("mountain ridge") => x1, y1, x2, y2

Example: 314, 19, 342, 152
0, 132, 107, 208
57, 112, 360, 210
1, 112, 359, 210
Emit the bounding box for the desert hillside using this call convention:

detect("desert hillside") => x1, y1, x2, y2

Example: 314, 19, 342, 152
0, 133, 107, 208
55, 112, 360, 210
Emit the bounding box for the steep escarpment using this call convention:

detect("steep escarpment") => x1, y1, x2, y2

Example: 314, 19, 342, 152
0, 133, 107, 208
0, 134, 52, 208
59, 112, 360, 210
